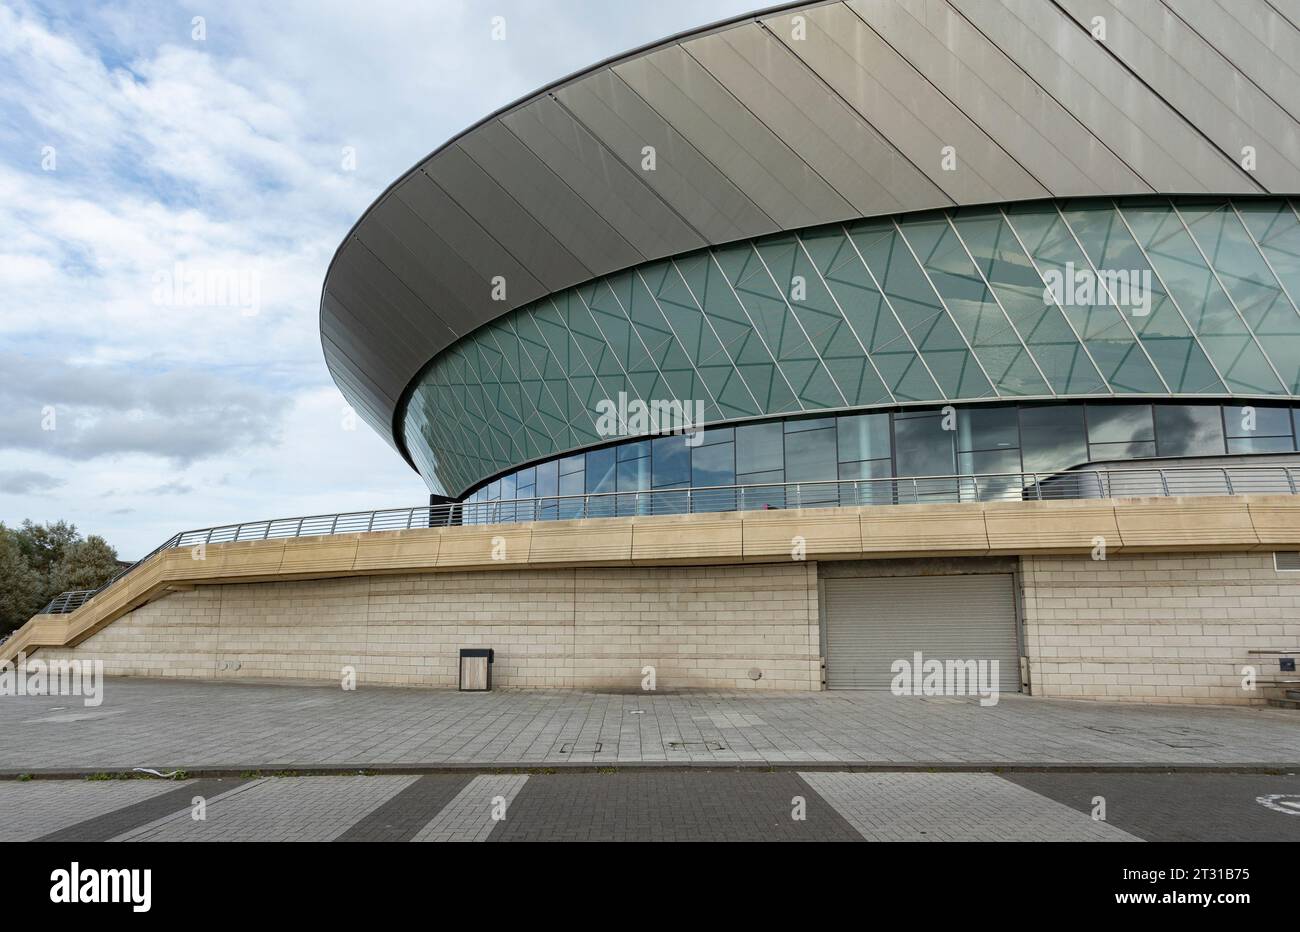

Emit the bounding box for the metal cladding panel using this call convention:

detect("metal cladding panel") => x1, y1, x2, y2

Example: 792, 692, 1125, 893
1162, 0, 1300, 123
392, 171, 549, 309
501, 96, 705, 258
855, 0, 1147, 197
320, 0, 1300, 473
457, 120, 646, 274
824, 574, 1021, 691
613, 44, 854, 229
423, 144, 593, 291
328, 242, 455, 369
356, 197, 479, 335
1055, 0, 1300, 192
682, 24, 948, 216
950, 0, 1258, 194
555, 69, 778, 243
764, 3, 1049, 205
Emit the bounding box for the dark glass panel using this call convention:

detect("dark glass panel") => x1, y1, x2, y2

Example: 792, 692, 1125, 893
1088, 440, 1157, 461
697, 426, 734, 446
893, 414, 956, 477
736, 421, 784, 474
617, 439, 650, 462
1228, 436, 1295, 454
1153, 405, 1225, 457
785, 416, 836, 433
1019, 405, 1087, 473
691, 441, 735, 488
585, 448, 615, 494
784, 426, 837, 483
956, 406, 1019, 452
1224, 405, 1292, 439
651, 434, 690, 488
536, 460, 558, 498
1085, 404, 1154, 444
837, 413, 890, 463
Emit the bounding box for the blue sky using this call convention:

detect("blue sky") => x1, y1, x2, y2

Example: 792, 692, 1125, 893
0, 0, 755, 556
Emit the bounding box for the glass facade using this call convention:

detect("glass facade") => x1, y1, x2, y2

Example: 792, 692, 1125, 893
402, 197, 1300, 497
462, 400, 1300, 522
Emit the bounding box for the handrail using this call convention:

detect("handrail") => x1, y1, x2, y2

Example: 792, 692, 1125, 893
36, 463, 1300, 614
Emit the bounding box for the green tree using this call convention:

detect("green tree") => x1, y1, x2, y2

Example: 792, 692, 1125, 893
16, 519, 79, 577
0, 521, 120, 636
0, 524, 44, 635
48, 536, 121, 595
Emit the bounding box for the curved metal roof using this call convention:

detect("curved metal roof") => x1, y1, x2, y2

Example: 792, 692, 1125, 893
321, 0, 1300, 469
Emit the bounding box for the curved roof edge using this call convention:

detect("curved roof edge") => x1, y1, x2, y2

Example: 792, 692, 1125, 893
321, 0, 1300, 472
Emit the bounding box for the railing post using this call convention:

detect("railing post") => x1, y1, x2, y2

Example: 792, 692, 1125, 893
1287, 467, 1297, 495
1033, 475, 1043, 501
405, 509, 415, 530
1223, 468, 1234, 495
329, 514, 339, 535
295, 518, 304, 538
1158, 469, 1170, 496
366, 511, 376, 532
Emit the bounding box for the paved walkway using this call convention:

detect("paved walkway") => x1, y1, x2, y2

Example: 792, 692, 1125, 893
1, 678, 1297, 773
3, 771, 1298, 842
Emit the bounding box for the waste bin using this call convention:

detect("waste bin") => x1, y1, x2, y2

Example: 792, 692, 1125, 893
458, 648, 494, 691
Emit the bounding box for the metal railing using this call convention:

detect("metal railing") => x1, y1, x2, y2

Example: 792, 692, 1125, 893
37, 463, 1300, 614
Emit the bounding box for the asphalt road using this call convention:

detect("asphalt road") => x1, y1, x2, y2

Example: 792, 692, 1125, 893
3, 770, 1297, 842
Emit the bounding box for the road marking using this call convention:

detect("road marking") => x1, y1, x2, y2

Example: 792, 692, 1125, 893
799, 772, 1142, 842
411, 774, 528, 842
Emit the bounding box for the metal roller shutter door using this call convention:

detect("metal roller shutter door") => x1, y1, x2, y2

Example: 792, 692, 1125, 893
825, 574, 1020, 691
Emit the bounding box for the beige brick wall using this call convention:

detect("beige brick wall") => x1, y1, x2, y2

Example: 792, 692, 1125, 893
1022, 551, 1300, 705
40, 563, 821, 691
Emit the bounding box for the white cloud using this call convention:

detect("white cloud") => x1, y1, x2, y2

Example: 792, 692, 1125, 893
0, 0, 754, 559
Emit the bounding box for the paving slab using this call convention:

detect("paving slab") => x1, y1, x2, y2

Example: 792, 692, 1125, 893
0, 678, 1297, 774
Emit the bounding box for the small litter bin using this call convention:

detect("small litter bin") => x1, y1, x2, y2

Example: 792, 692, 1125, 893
459, 648, 494, 691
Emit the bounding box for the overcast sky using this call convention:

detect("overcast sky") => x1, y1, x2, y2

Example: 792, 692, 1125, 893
0, 0, 756, 557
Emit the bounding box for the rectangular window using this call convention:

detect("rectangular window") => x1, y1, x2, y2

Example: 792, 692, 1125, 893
1154, 405, 1225, 457
784, 426, 837, 483
893, 412, 956, 477
536, 460, 558, 498
651, 434, 690, 488
1225, 405, 1293, 440
1020, 405, 1087, 473
617, 439, 650, 462
736, 422, 784, 474
1086, 404, 1154, 444
691, 440, 736, 512
784, 416, 836, 433
837, 413, 890, 463
956, 407, 1019, 452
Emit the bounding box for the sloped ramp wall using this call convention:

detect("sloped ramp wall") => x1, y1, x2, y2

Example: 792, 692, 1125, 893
34, 564, 821, 691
